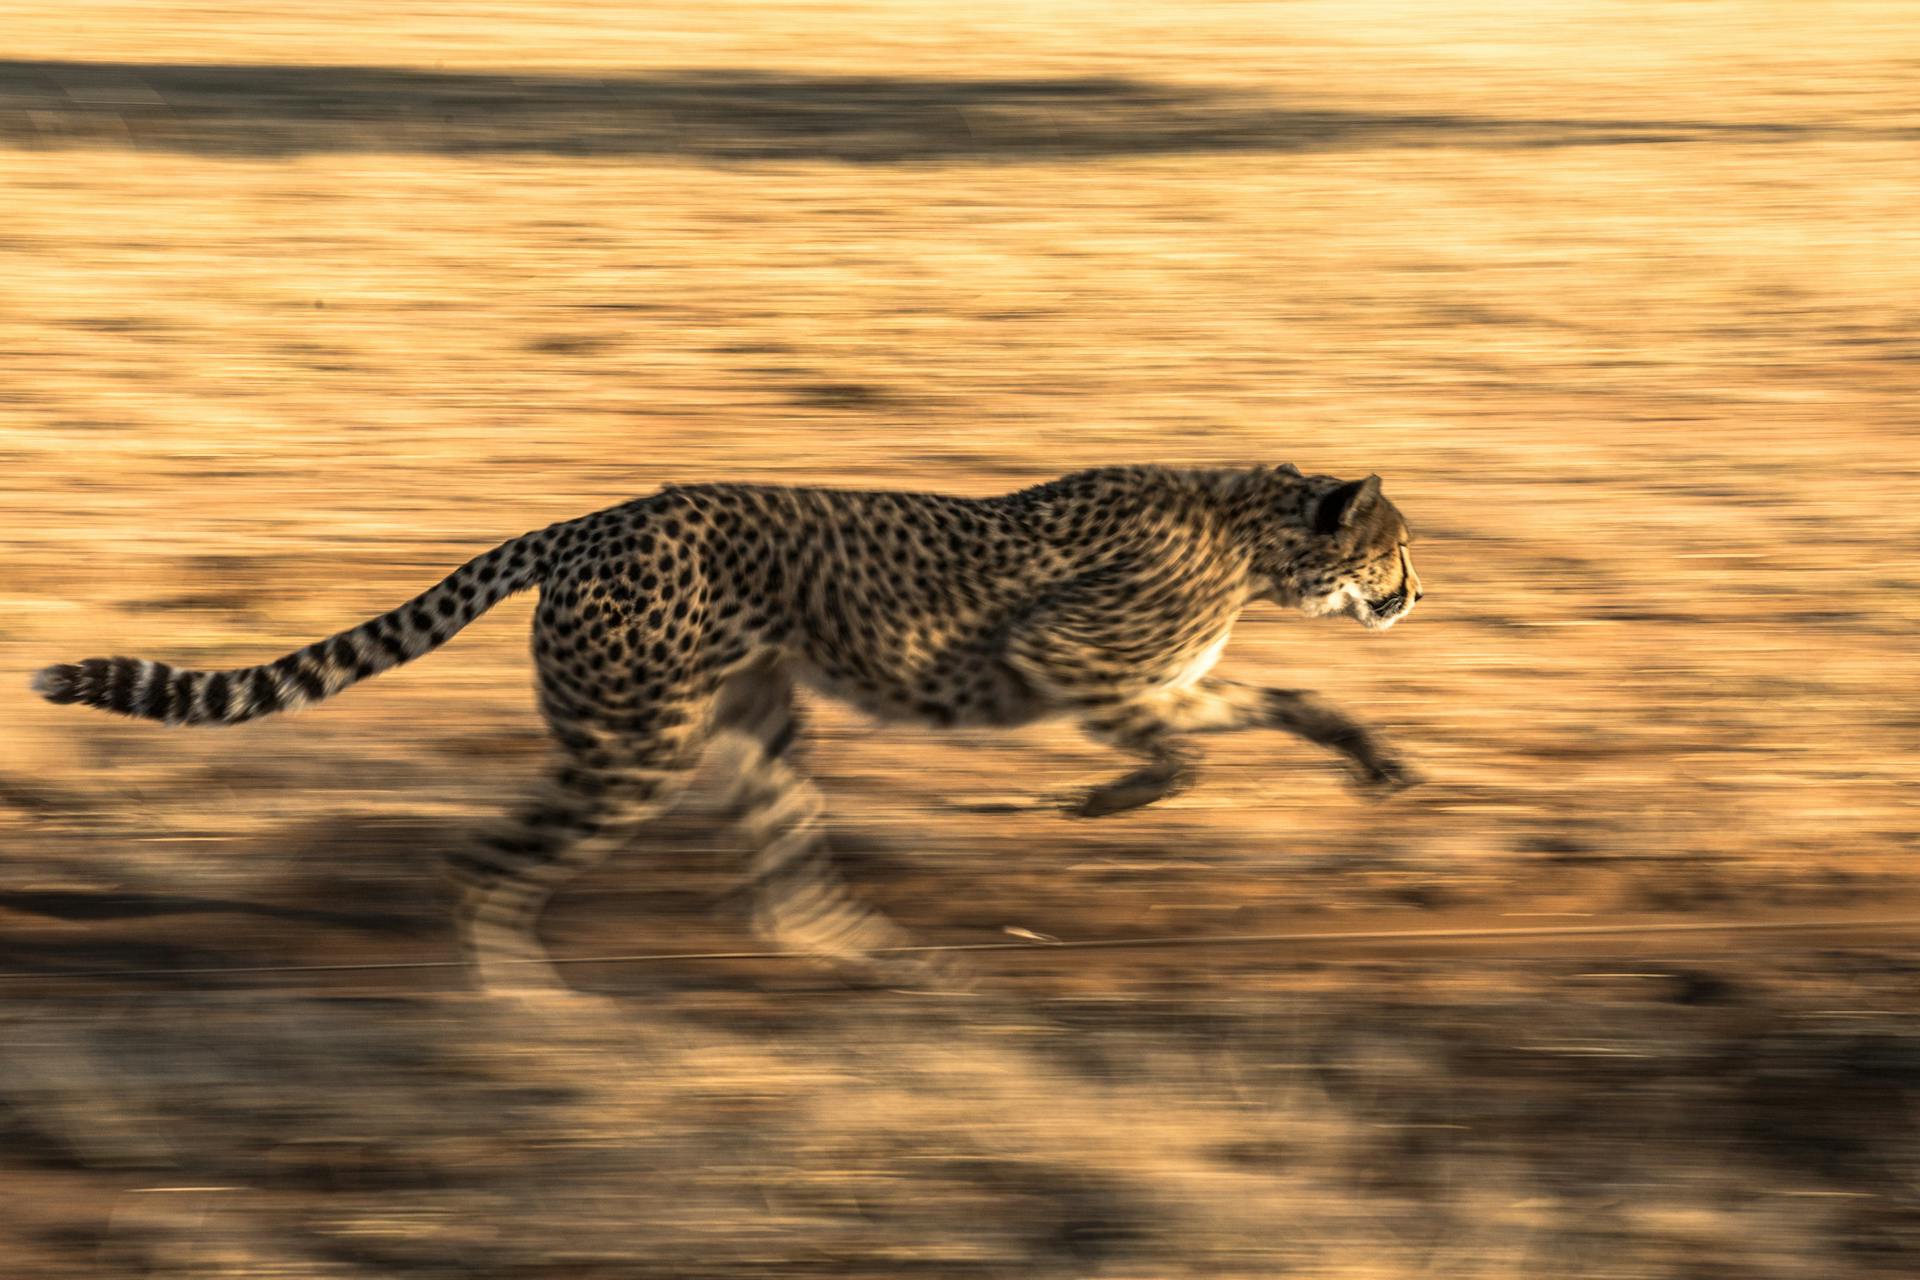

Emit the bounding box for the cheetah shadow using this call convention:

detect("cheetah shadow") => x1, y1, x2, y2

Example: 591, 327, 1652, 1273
0, 60, 1868, 162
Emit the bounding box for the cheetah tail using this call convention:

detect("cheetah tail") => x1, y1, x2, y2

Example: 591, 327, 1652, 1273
30, 528, 553, 727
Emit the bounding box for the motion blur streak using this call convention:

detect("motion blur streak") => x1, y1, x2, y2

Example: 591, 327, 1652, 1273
4, 2, 1919, 1276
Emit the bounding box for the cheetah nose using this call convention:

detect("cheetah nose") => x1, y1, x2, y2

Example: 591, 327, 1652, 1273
1414, 588, 1424, 603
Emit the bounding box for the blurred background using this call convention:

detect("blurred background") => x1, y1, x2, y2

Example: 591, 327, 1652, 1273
4, 2, 1919, 1275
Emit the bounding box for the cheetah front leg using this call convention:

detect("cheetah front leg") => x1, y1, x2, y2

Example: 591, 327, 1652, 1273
1060, 679, 1419, 818
1070, 702, 1203, 818
1000, 571, 1231, 819
1144, 677, 1420, 796
1239, 683, 1420, 792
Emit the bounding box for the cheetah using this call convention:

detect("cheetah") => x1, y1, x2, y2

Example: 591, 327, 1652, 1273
33, 465, 1423, 993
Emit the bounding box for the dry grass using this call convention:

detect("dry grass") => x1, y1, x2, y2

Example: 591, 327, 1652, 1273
3, 2, 1920, 1275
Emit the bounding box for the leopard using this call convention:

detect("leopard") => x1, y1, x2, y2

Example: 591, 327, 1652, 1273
32, 464, 1423, 994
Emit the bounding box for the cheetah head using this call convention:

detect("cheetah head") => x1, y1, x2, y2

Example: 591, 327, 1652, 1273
1266, 475, 1422, 631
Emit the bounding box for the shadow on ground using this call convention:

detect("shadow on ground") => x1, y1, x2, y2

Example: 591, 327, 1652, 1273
1, 61, 1892, 162
4, 961, 1920, 1277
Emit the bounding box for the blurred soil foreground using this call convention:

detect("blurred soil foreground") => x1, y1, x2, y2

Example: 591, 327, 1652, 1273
3, 2, 1920, 1275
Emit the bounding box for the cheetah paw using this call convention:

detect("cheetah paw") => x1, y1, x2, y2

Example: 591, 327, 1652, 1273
1350, 753, 1424, 796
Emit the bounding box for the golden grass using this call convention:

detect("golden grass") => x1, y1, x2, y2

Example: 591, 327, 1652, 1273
3, 2, 1919, 1274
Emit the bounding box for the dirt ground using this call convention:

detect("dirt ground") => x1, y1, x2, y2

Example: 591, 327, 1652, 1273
3, 3, 1920, 1276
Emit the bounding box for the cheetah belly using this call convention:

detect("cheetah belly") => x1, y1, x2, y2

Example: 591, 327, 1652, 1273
1163, 629, 1232, 691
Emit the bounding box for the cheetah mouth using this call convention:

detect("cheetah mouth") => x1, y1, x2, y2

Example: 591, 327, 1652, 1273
1367, 594, 1408, 624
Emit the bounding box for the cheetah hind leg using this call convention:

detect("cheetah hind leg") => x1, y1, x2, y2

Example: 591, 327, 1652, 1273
736, 759, 965, 992
710, 683, 966, 992
446, 755, 691, 999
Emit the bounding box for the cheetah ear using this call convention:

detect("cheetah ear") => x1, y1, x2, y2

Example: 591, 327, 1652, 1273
1313, 475, 1382, 536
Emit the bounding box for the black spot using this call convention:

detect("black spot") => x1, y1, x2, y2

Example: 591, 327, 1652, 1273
408, 606, 432, 631
328, 635, 361, 670
434, 595, 457, 620
552, 726, 596, 753
366, 619, 409, 661
274, 653, 325, 701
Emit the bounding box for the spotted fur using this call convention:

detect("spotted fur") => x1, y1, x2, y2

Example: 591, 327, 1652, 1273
33, 465, 1423, 992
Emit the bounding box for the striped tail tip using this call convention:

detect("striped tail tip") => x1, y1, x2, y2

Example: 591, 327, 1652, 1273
31, 662, 85, 705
